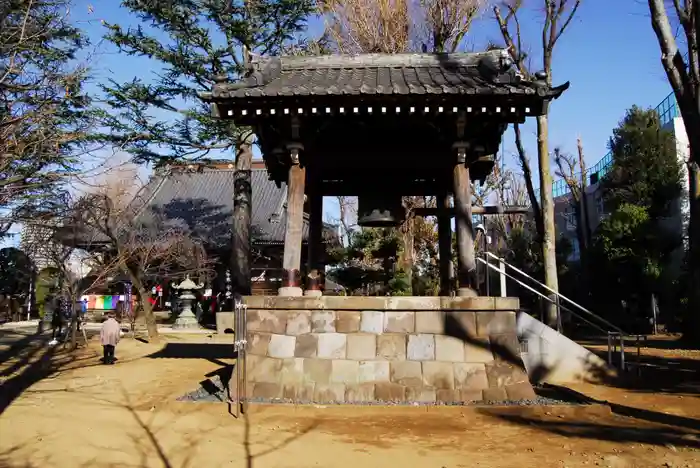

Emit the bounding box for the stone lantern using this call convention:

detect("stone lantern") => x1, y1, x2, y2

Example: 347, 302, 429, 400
172, 275, 204, 329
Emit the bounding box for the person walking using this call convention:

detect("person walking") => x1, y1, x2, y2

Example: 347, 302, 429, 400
100, 311, 121, 365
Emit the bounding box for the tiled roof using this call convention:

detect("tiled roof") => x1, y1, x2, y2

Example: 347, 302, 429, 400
129, 167, 328, 246
203, 49, 569, 101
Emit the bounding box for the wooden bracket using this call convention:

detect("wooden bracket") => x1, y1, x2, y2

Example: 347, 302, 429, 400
291, 115, 301, 139
455, 110, 467, 138
286, 142, 304, 165
452, 142, 468, 164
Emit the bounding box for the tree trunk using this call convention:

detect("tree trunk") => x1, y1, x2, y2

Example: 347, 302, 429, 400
577, 138, 591, 307
232, 133, 253, 298
646, 0, 700, 343
574, 204, 586, 258
537, 113, 560, 329
336, 196, 352, 244
438, 193, 453, 296
577, 137, 592, 248
68, 294, 78, 351
128, 271, 159, 341
514, 123, 544, 241
401, 219, 414, 293
400, 198, 416, 294
687, 159, 700, 342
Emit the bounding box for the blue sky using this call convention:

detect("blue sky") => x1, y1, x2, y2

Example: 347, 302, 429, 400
71, 0, 674, 169
1, 0, 678, 247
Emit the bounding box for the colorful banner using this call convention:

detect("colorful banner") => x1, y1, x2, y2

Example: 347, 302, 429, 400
80, 295, 136, 311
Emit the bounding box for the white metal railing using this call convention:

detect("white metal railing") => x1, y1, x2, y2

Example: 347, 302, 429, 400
478, 251, 645, 372
483, 251, 626, 334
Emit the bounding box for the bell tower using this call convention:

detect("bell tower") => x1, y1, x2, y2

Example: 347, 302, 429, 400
201, 50, 568, 297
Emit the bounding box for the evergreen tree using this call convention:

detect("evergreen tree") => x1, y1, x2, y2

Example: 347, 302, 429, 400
602, 106, 682, 218
99, 1, 317, 299
0, 247, 34, 297
327, 228, 411, 296
1, 0, 93, 234
98, 0, 316, 163
589, 106, 683, 330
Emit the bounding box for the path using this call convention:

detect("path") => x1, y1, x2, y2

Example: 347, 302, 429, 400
0, 333, 698, 468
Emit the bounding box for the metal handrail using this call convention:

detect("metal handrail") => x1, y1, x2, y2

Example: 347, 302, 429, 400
483, 251, 627, 335
477, 257, 609, 335
479, 253, 645, 372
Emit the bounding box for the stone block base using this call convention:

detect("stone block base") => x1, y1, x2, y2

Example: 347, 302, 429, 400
237, 296, 534, 404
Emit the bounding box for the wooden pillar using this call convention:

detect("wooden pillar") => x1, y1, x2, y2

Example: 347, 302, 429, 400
438, 193, 453, 296
280, 145, 306, 296
453, 150, 477, 297
305, 181, 324, 296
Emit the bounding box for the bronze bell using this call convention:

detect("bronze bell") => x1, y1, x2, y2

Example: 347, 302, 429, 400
357, 195, 406, 227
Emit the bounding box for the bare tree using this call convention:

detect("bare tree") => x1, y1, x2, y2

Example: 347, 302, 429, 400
554, 143, 590, 255
494, 0, 581, 327
30, 173, 215, 344
335, 196, 358, 245
320, 0, 411, 53
576, 137, 592, 245
22, 212, 124, 350
321, 0, 486, 293
72, 200, 212, 341
647, 0, 700, 341
491, 168, 532, 248
420, 0, 488, 52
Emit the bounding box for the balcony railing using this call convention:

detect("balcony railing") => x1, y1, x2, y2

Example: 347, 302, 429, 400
544, 83, 683, 200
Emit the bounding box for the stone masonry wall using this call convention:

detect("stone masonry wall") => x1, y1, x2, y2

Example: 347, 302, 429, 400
239, 296, 535, 404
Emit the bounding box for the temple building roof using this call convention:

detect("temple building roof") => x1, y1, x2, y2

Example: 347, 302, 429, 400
60, 163, 337, 249
201, 49, 569, 102
128, 163, 334, 247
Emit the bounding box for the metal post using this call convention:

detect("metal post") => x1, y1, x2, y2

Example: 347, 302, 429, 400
241, 303, 248, 414
555, 295, 563, 333
498, 259, 507, 297
233, 300, 249, 416
636, 335, 642, 377
607, 333, 613, 366
234, 300, 241, 417
485, 253, 491, 297
619, 334, 625, 372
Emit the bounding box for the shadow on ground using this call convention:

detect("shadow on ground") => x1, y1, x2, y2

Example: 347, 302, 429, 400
0, 381, 318, 468
0, 328, 104, 416
577, 336, 700, 396
147, 342, 237, 398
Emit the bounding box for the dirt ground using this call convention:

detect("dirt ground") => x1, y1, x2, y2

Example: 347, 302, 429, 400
1, 331, 699, 468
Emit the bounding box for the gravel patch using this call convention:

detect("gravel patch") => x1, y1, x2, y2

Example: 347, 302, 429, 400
177, 375, 228, 402
232, 396, 574, 406
176, 380, 577, 406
